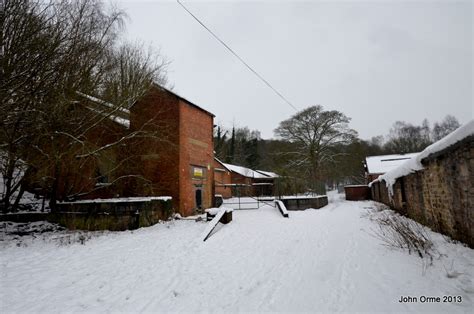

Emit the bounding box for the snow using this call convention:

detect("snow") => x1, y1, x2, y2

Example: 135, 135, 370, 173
371, 120, 474, 194
77, 91, 130, 115
86, 105, 130, 128
256, 170, 279, 178
365, 153, 419, 174
108, 115, 130, 128
205, 207, 233, 215
77, 92, 131, 128
275, 200, 289, 217
1, 192, 473, 312
59, 196, 172, 204
223, 163, 271, 179
213, 157, 231, 172
201, 210, 226, 241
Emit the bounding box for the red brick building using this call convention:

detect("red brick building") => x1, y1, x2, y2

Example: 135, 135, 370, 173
48, 85, 215, 217
127, 85, 215, 216
213, 158, 232, 199
223, 163, 276, 197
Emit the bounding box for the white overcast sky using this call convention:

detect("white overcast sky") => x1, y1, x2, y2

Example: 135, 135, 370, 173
118, 0, 473, 140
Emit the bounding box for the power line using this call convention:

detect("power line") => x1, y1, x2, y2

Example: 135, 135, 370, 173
176, 0, 298, 111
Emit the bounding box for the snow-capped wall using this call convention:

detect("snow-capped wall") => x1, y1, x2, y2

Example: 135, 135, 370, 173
371, 119, 474, 195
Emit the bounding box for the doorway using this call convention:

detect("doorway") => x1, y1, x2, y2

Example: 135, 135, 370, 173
195, 189, 203, 209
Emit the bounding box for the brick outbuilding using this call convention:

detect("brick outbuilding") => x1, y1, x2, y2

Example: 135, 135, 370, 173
365, 153, 419, 182
223, 163, 276, 197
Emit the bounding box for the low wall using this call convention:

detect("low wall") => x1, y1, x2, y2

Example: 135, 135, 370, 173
53, 197, 173, 231
281, 196, 328, 210
0, 212, 50, 223
370, 137, 473, 248
344, 185, 370, 201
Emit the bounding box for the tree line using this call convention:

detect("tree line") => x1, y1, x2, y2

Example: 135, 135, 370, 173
215, 110, 461, 194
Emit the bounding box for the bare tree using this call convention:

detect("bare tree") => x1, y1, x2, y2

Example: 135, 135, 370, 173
100, 41, 169, 108
432, 115, 461, 141
1, 0, 70, 212
1, 0, 169, 212
274, 105, 357, 194
384, 121, 432, 154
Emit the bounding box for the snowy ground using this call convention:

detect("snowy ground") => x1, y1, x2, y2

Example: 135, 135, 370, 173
1, 192, 473, 313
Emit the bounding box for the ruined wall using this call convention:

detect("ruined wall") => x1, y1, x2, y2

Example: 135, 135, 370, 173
371, 138, 473, 247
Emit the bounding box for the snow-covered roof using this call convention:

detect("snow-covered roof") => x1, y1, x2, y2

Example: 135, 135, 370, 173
86, 105, 130, 128
76, 92, 130, 116
214, 157, 231, 172
365, 153, 419, 174
371, 120, 474, 194
223, 163, 271, 179
256, 170, 279, 178
77, 91, 130, 128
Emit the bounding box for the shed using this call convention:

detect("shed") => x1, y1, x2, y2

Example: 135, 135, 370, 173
365, 153, 419, 182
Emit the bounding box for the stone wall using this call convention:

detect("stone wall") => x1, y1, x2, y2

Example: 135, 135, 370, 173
370, 137, 473, 247
53, 198, 173, 231
281, 196, 328, 210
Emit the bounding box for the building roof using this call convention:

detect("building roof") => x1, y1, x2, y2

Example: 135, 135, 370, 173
223, 163, 271, 179
145, 84, 215, 117
76, 91, 130, 128
365, 153, 419, 174
214, 157, 231, 172
255, 170, 279, 178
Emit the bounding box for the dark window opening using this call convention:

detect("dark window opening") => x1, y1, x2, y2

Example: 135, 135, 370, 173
400, 178, 407, 203
195, 189, 202, 209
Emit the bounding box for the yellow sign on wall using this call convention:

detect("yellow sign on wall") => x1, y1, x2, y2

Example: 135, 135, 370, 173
194, 167, 203, 177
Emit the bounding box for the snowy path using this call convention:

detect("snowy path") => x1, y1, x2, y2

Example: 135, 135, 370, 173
1, 194, 473, 312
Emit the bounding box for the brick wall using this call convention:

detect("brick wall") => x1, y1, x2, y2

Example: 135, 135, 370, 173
229, 173, 253, 196
128, 87, 180, 203
371, 138, 473, 247
213, 159, 232, 198
27, 104, 128, 202
344, 185, 370, 201
129, 87, 215, 217
178, 99, 214, 216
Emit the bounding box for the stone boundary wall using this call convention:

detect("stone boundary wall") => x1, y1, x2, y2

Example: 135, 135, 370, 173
54, 198, 173, 231
281, 196, 328, 210
370, 137, 473, 248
